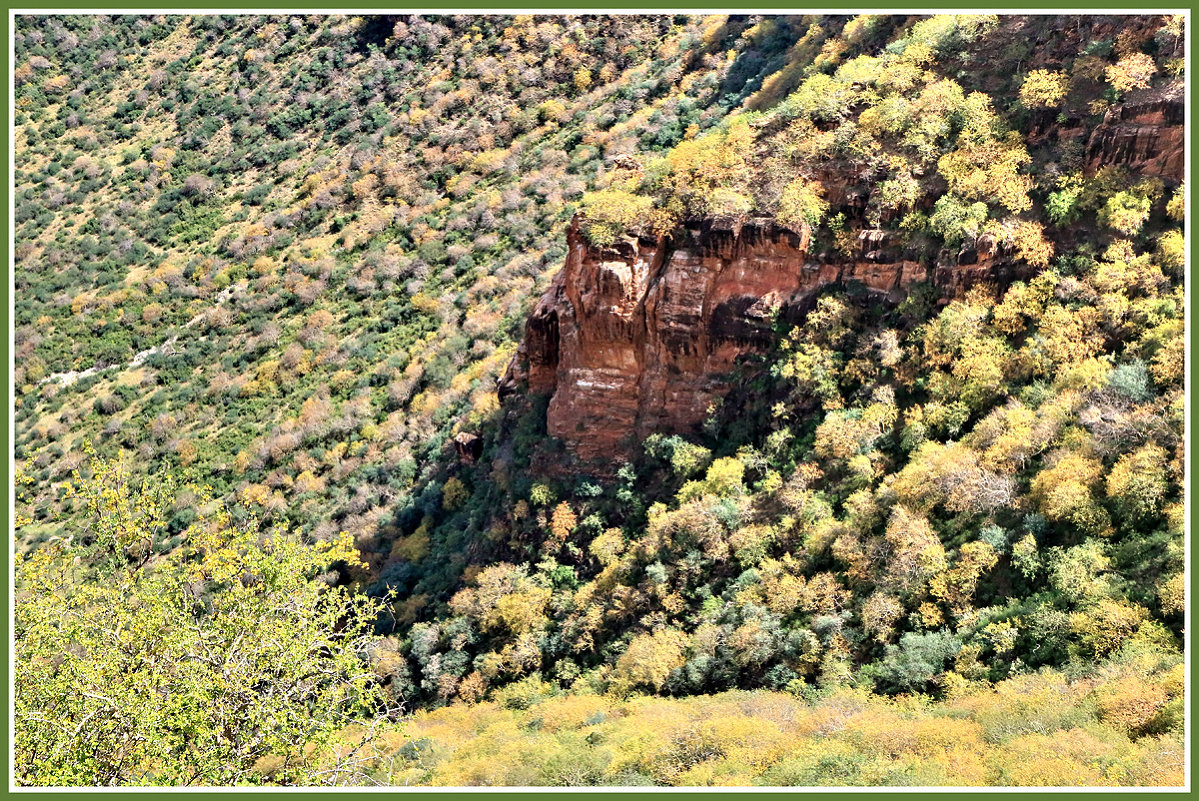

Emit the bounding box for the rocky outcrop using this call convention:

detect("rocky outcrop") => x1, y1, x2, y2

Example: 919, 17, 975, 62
453, 432, 483, 463
499, 218, 1022, 470
1085, 80, 1185, 181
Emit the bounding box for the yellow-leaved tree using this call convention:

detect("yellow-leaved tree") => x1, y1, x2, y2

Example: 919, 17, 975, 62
1018, 69, 1069, 108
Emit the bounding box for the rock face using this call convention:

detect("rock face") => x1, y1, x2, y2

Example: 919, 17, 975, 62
453, 431, 483, 463
499, 218, 1019, 469
1085, 80, 1185, 180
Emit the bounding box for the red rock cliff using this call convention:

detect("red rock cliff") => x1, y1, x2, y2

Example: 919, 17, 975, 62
499, 218, 1020, 468
1084, 80, 1185, 179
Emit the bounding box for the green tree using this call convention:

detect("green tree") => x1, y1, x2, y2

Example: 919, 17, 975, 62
1106, 443, 1170, 524
1098, 190, 1152, 235
928, 194, 988, 246
1046, 173, 1084, 225
15, 457, 397, 786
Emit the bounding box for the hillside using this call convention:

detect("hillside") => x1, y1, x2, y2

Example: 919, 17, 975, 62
13, 13, 1188, 787
15, 13, 807, 550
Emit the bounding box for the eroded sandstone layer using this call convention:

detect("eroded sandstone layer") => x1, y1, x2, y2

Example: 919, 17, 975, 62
499, 218, 1011, 468
1085, 80, 1185, 179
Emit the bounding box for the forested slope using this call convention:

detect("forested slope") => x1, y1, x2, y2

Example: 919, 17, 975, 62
12, 13, 1188, 787
15, 13, 803, 551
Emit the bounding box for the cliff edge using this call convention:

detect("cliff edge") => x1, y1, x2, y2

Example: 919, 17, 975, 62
499, 218, 1020, 468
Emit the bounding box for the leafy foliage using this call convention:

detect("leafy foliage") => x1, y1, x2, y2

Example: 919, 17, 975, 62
1019, 69, 1069, 108
15, 456, 398, 785
381, 648, 1183, 786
